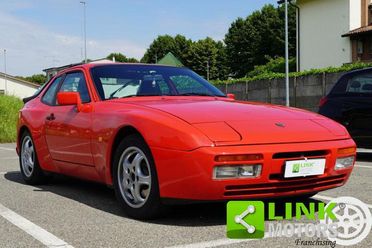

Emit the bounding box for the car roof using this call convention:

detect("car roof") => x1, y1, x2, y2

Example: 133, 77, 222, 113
54, 62, 185, 78
54, 62, 186, 77
80, 62, 182, 70
341, 67, 372, 77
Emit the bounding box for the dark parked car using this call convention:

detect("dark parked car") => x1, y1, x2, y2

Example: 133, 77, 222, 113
319, 68, 372, 149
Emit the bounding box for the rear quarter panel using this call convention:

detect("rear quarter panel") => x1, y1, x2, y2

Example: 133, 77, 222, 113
17, 97, 58, 172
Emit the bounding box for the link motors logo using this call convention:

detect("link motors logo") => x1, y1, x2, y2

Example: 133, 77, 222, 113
227, 197, 371, 246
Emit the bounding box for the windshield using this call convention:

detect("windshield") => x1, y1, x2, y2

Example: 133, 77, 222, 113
90, 64, 225, 100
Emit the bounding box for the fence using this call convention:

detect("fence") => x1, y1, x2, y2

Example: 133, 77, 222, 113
215, 71, 346, 112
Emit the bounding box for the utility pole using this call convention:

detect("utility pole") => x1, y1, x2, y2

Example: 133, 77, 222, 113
4, 49, 7, 95
285, 0, 290, 107
278, 0, 293, 106
206, 60, 210, 81
80, 1, 87, 63
284, 0, 290, 107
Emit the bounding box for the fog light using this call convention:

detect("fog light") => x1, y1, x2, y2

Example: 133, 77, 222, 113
213, 165, 262, 179
335, 156, 355, 170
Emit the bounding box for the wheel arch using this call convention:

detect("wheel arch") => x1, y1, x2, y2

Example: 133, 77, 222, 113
108, 125, 147, 183
17, 125, 31, 150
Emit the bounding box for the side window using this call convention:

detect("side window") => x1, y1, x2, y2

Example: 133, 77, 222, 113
58, 72, 91, 103
345, 73, 372, 94
42, 76, 63, 105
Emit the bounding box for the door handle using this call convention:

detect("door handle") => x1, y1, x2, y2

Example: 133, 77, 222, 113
46, 113, 55, 121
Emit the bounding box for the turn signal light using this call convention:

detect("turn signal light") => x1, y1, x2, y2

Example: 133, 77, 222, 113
338, 147, 356, 155
215, 154, 263, 162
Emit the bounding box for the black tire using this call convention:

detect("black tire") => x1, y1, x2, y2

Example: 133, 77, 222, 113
19, 131, 49, 185
287, 192, 318, 201
299, 192, 318, 199
112, 134, 163, 219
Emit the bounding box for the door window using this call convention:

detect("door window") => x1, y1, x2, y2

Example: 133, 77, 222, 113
42, 76, 63, 105
58, 72, 91, 103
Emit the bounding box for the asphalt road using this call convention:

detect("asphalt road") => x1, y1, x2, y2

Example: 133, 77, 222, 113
0, 143, 371, 248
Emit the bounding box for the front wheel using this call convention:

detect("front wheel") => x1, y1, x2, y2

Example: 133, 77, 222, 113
113, 134, 163, 219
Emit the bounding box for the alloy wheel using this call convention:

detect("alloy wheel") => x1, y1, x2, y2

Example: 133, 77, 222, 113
117, 146, 152, 208
21, 136, 35, 177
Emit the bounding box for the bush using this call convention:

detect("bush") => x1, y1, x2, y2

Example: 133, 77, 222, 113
246, 57, 296, 78
212, 61, 372, 85
16, 74, 46, 85
0, 95, 23, 143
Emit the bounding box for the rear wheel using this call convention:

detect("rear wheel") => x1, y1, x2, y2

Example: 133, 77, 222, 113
113, 134, 163, 219
19, 131, 48, 185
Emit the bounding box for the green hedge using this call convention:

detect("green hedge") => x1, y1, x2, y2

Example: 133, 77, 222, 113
0, 95, 23, 143
212, 62, 372, 86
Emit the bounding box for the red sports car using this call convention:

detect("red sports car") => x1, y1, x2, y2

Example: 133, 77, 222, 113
17, 63, 356, 219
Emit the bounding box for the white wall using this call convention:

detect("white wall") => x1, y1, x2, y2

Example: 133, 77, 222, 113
350, 0, 362, 30
298, 0, 352, 71
0, 75, 38, 99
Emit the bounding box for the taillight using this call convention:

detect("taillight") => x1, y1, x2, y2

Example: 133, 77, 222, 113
319, 96, 328, 107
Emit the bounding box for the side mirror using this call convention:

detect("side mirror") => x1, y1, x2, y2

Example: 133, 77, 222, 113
227, 93, 235, 100
57, 92, 89, 112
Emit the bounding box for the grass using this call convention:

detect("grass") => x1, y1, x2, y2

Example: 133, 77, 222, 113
0, 95, 23, 143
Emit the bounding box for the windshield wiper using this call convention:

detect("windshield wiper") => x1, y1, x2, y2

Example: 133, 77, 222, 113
109, 82, 133, 99
117, 94, 162, 99
178, 93, 216, 97
119, 95, 137, 98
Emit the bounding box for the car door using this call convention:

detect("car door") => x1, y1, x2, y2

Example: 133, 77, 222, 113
44, 70, 94, 166
338, 72, 372, 148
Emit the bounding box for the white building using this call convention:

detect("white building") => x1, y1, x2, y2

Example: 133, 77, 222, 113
0, 72, 39, 99
297, 0, 372, 71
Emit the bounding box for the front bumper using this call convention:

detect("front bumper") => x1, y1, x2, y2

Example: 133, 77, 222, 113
151, 139, 356, 201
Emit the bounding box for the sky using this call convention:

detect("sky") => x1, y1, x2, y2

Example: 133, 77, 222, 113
0, 0, 277, 76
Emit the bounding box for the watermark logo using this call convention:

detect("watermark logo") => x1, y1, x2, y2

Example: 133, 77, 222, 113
226, 201, 265, 239
319, 196, 372, 246
226, 197, 371, 246
292, 163, 300, 173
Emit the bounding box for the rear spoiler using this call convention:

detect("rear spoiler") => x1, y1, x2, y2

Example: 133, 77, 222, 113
23, 95, 37, 104
22, 79, 51, 104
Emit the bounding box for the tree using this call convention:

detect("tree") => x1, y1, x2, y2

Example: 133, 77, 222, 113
106, 53, 138, 63
215, 41, 229, 80
16, 74, 47, 85
141, 35, 192, 65
224, 4, 296, 77
186, 37, 229, 80
224, 17, 258, 78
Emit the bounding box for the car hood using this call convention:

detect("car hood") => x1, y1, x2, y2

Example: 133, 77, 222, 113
121, 98, 350, 144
